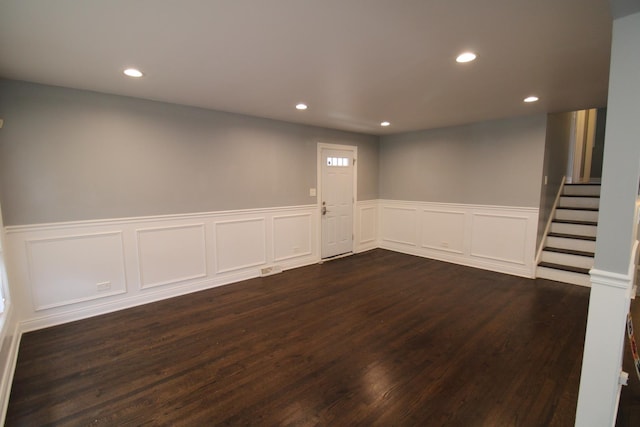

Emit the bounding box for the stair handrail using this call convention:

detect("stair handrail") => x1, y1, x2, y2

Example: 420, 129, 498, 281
535, 176, 567, 268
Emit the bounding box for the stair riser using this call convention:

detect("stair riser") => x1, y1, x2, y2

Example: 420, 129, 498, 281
536, 266, 591, 287
563, 185, 601, 197
541, 251, 594, 269
550, 222, 597, 237
546, 236, 596, 253
559, 197, 600, 209
555, 209, 599, 222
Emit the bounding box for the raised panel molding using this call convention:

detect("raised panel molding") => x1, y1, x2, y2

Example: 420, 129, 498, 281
356, 201, 378, 253
25, 232, 127, 310
5, 205, 318, 330
381, 206, 418, 246
214, 218, 267, 274
136, 224, 207, 289
4, 200, 537, 332
273, 213, 312, 262
359, 206, 377, 243
421, 210, 465, 254
470, 213, 528, 265
379, 200, 538, 278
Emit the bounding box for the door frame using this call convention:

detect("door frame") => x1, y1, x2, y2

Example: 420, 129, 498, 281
317, 142, 358, 260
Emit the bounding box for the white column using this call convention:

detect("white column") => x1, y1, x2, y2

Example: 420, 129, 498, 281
575, 9, 640, 427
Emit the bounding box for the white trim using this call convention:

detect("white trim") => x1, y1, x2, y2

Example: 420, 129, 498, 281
470, 213, 528, 266
136, 223, 208, 290
535, 176, 566, 265
355, 200, 378, 253
589, 268, 632, 290
378, 199, 538, 278
5, 204, 317, 234
0, 306, 20, 427
272, 213, 313, 262
213, 218, 267, 274
317, 143, 358, 260
380, 206, 419, 246
19, 270, 258, 332
589, 240, 640, 294
357, 207, 377, 244
420, 209, 465, 254
4, 204, 320, 332
25, 231, 128, 311
379, 199, 538, 214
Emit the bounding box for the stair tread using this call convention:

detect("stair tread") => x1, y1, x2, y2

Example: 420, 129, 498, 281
538, 262, 590, 275
548, 232, 596, 241
544, 247, 595, 257
553, 219, 598, 226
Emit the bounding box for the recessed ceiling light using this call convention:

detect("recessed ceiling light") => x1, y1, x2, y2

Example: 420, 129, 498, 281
456, 52, 477, 63
381, 121, 391, 127
296, 103, 308, 110
123, 68, 144, 78
524, 96, 539, 103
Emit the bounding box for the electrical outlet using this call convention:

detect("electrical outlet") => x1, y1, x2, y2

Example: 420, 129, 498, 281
441, 242, 449, 248
96, 281, 111, 292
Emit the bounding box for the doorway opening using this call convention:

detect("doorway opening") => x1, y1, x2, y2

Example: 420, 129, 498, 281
567, 108, 606, 183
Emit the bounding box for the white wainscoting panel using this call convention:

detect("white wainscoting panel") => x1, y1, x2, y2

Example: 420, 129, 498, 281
381, 206, 418, 246
214, 218, 266, 274
470, 214, 527, 265
273, 214, 312, 262
421, 210, 465, 254
3, 200, 536, 332
4, 205, 318, 331
136, 224, 207, 289
356, 201, 378, 253
26, 232, 127, 310
378, 200, 538, 277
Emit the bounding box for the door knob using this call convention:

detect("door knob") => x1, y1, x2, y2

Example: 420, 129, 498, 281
322, 206, 327, 215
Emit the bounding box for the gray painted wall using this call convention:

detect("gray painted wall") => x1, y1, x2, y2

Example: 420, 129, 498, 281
0, 80, 378, 226
593, 11, 640, 274
537, 111, 573, 247
379, 115, 547, 207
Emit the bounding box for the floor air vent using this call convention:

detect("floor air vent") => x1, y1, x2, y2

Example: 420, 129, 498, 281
260, 265, 283, 277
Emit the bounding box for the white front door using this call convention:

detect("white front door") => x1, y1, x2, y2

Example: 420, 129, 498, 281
320, 147, 354, 259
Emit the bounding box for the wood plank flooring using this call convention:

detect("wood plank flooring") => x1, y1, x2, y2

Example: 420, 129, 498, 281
6, 249, 590, 426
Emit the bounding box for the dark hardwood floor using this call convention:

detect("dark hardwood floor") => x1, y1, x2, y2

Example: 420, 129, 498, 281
7, 249, 591, 426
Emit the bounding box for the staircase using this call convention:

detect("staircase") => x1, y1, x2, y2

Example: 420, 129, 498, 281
536, 183, 600, 287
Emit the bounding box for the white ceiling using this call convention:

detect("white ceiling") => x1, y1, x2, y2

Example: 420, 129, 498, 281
0, 0, 613, 135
